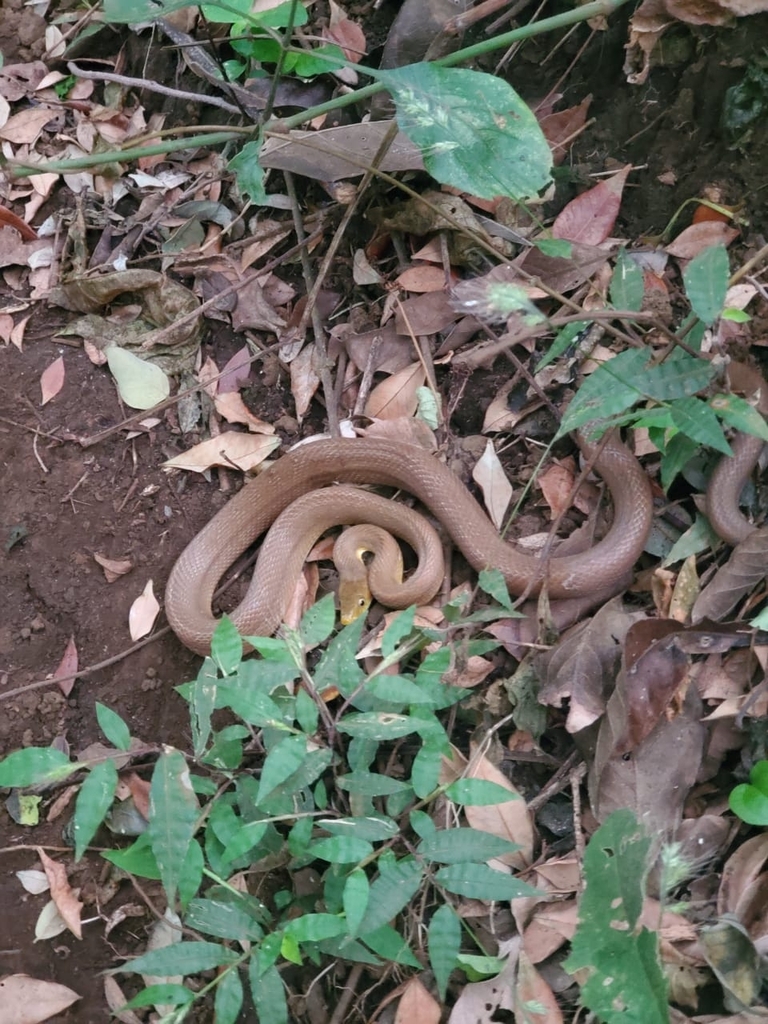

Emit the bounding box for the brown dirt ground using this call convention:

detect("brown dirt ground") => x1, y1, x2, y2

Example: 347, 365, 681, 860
1, 4, 768, 1021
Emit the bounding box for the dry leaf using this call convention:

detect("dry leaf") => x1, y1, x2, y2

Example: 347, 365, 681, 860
472, 440, 512, 530
40, 354, 64, 405
515, 950, 564, 1023
0, 975, 80, 1024
394, 977, 441, 1024
15, 870, 49, 895
37, 849, 83, 939
123, 771, 151, 820
365, 362, 426, 420
94, 553, 133, 583
666, 221, 739, 259
218, 344, 253, 393
11, 314, 30, 350
52, 636, 78, 697
214, 391, 276, 433
0, 106, 55, 144
552, 164, 631, 245
290, 343, 321, 422
129, 579, 160, 641
103, 976, 143, 1024
163, 432, 280, 473
394, 264, 447, 293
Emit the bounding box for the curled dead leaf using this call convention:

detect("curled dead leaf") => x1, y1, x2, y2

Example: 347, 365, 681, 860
37, 849, 83, 939
94, 553, 133, 583
40, 354, 65, 405
163, 432, 280, 473
129, 579, 160, 641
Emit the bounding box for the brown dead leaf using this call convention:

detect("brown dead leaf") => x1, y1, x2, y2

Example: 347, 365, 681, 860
472, 440, 512, 530
122, 772, 151, 820
666, 221, 740, 259
40, 355, 65, 405
0, 311, 13, 342
360, 416, 437, 450
52, 636, 78, 697
163, 432, 280, 473
290, 343, 321, 422
447, 938, 518, 1022
214, 391, 275, 433
94, 553, 133, 582
37, 849, 83, 939
538, 458, 581, 519
0, 204, 37, 240
395, 264, 447, 293
515, 950, 563, 1023
552, 164, 631, 245
522, 899, 579, 963
326, 0, 367, 61
103, 976, 143, 1024
0, 106, 55, 144
538, 95, 592, 165
718, 833, 768, 917
365, 362, 426, 420
394, 977, 441, 1024
129, 580, 160, 641
11, 314, 30, 350
0, 974, 80, 1024
692, 527, 768, 623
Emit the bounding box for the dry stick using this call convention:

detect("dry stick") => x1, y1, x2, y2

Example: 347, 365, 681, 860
328, 964, 365, 1024
76, 226, 325, 448
67, 63, 243, 115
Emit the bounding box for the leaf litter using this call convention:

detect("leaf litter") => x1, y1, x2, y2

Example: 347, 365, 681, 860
1, 0, 768, 1021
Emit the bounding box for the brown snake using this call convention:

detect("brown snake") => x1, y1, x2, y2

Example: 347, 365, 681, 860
165, 364, 768, 656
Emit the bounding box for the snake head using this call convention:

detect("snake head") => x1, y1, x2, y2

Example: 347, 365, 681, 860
338, 577, 372, 625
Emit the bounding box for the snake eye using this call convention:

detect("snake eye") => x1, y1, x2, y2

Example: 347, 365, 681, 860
358, 598, 366, 607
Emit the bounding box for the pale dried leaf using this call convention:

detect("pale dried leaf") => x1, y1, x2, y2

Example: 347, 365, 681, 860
104, 976, 143, 1024
522, 900, 578, 963
0, 975, 80, 1024
515, 950, 563, 1023
365, 362, 426, 420
360, 415, 437, 449
142, 908, 184, 1015
538, 459, 583, 519
0, 106, 55, 144
290, 343, 321, 423
472, 440, 512, 530
447, 939, 519, 1024
395, 977, 441, 1024
214, 391, 276, 433
94, 553, 133, 583
10, 314, 30, 350
0, 311, 13, 342
52, 636, 78, 696
163, 432, 280, 473
327, 0, 367, 61
692, 528, 768, 623
15, 869, 49, 895
666, 221, 739, 259
129, 579, 160, 641
34, 899, 69, 941
395, 264, 447, 293
40, 355, 65, 405
37, 849, 83, 939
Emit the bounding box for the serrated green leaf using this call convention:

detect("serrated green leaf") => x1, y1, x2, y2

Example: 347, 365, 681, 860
148, 748, 200, 904
95, 703, 131, 751
362, 924, 421, 967
445, 778, 519, 805
284, 913, 347, 943
429, 904, 461, 1001
343, 868, 369, 937
478, 568, 514, 611
356, 857, 424, 935
436, 862, 538, 900
310, 836, 374, 863
563, 810, 667, 1024
683, 243, 729, 325
221, 821, 268, 865
73, 758, 118, 860
105, 345, 170, 410
295, 687, 318, 735
229, 140, 268, 205
711, 393, 768, 441
117, 940, 238, 976
381, 606, 416, 659
410, 743, 442, 799
122, 984, 194, 1009
103, 0, 195, 22
417, 827, 520, 864
669, 396, 731, 453
101, 832, 160, 879
178, 838, 204, 909
214, 967, 244, 1024
185, 898, 263, 942
318, 815, 398, 841
299, 592, 336, 646
210, 616, 243, 676
250, 961, 288, 1024
382, 64, 551, 201
0, 747, 75, 787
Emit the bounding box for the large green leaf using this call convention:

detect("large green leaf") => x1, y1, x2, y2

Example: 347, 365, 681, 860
380, 63, 552, 201
73, 758, 118, 860
148, 748, 200, 904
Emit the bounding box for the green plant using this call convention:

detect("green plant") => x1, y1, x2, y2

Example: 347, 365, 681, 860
0, 576, 543, 1022
730, 760, 768, 826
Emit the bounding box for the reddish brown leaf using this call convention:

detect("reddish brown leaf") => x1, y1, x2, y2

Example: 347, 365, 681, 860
40, 355, 65, 405
37, 849, 83, 939
0, 205, 37, 240
538, 95, 592, 166
552, 164, 631, 245
52, 636, 78, 697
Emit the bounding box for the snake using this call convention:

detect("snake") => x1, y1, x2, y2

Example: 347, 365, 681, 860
164, 363, 768, 656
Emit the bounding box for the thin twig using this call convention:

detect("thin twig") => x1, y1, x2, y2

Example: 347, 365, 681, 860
67, 62, 243, 114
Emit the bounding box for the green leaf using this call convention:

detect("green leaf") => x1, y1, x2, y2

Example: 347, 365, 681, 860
188, 660, 218, 758
300, 592, 336, 646
178, 838, 204, 909
292, 43, 345, 78
122, 984, 194, 1009
185, 898, 263, 942
148, 748, 200, 904
337, 772, 412, 797
103, 0, 196, 22
229, 141, 268, 205
429, 904, 461, 1002
721, 307, 750, 323
478, 568, 513, 611
314, 613, 366, 698
356, 857, 424, 935
445, 778, 519, 805
610, 248, 644, 313
563, 810, 668, 1024
95, 703, 131, 751
73, 758, 118, 860
362, 924, 421, 967
343, 868, 369, 937
363, 674, 434, 706
318, 815, 398, 842
101, 833, 160, 879
337, 712, 421, 741
250, 962, 287, 1024
662, 515, 716, 568
210, 616, 243, 676
256, 735, 311, 805
215, 968, 244, 1024
410, 743, 442, 799
0, 747, 75, 787
417, 828, 520, 864
730, 761, 768, 825
669, 396, 731, 453
417, 386, 440, 429
435, 863, 539, 900
659, 431, 700, 491
683, 243, 729, 325
381, 606, 416, 659
536, 320, 588, 372
535, 237, 572, 258
221, 821, 268, 865
117, 940, 238, 976
711, 392, 768, 441
215, 681, 288, 729
105, 345, 170, 410
382, 63, 552, 201
309, 836, 374, 863
284, 913, 347, 943
295, 687, 318, 735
